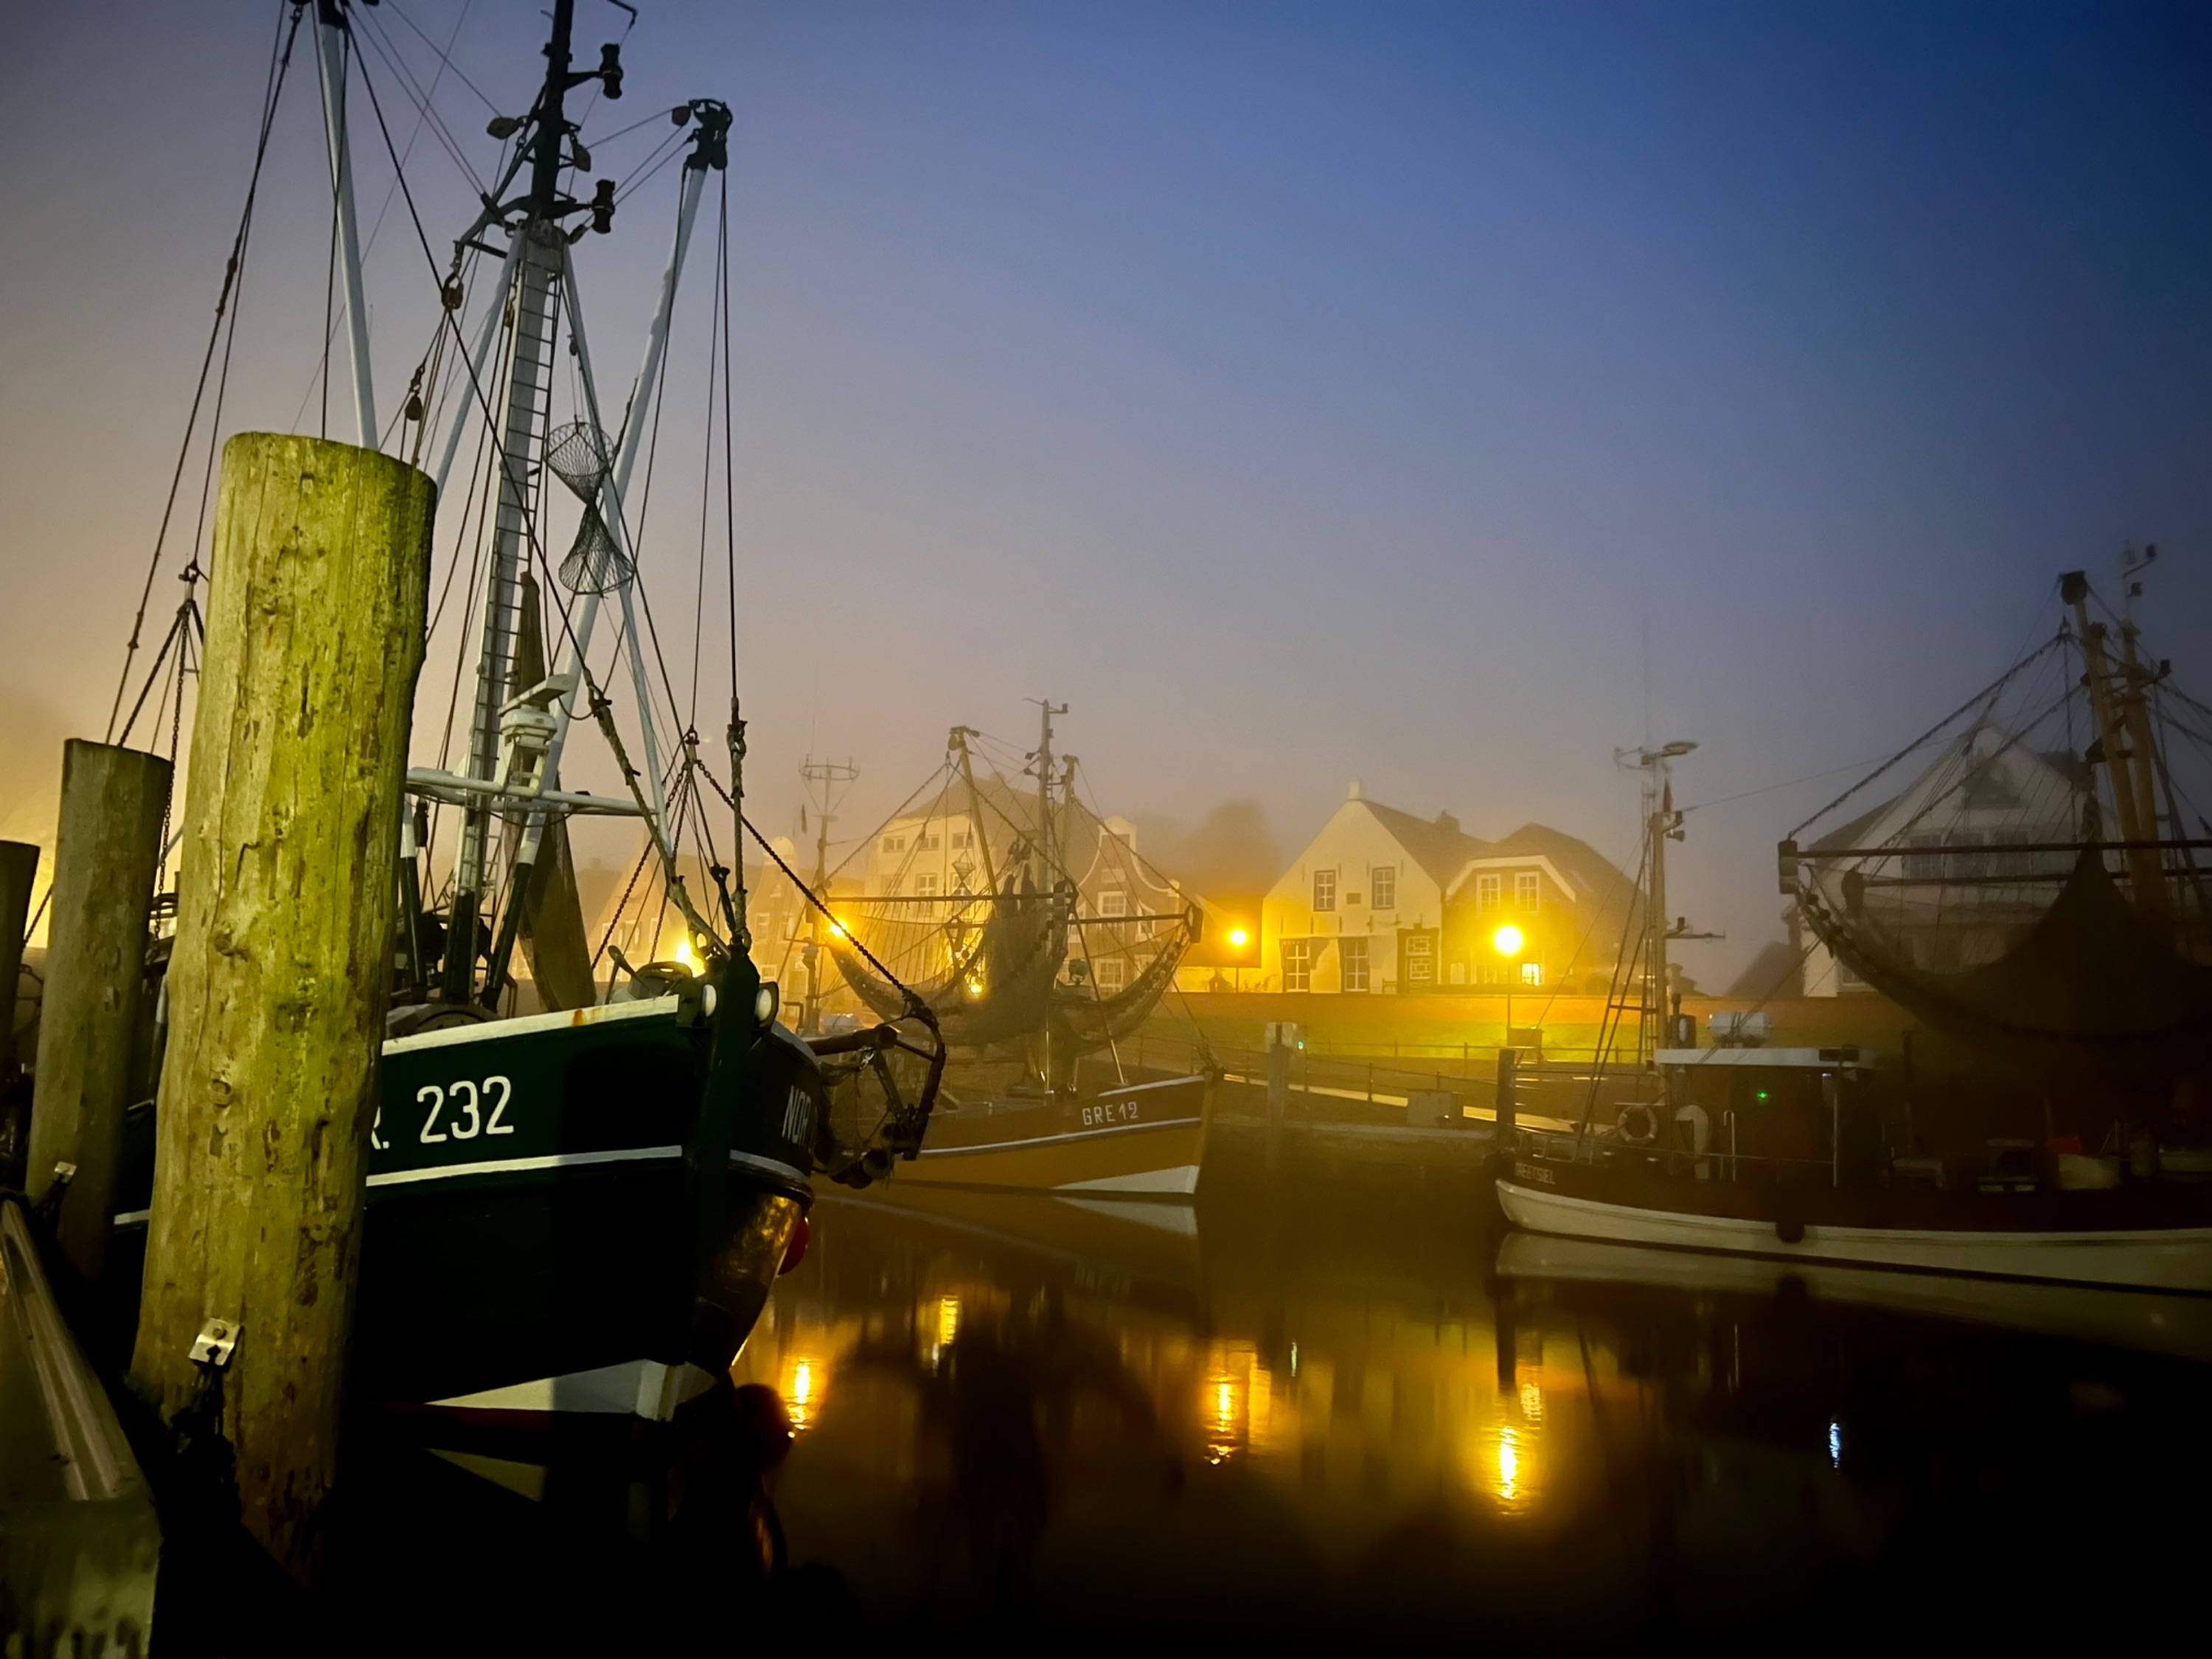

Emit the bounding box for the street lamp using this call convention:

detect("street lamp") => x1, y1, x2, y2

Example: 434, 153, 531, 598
1492, 922, 1525, 1037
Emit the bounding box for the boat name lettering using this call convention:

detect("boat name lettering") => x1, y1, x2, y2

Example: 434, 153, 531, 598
417, 1076, 516, 1145
1081, 1102, 1142, 1128
1514, 1161, 1556, 1186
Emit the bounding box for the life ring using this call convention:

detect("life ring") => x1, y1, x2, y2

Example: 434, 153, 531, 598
1616, 1102, 1660, 1146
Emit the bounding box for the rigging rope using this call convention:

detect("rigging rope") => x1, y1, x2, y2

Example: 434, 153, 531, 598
1786, 630, 2066, 839
106, 0, 302, 743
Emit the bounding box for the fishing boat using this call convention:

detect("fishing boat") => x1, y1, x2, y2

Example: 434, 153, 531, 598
1497, 563, 2212, 1291
103, 0, 943, 1436
803, 711, 1213, 1197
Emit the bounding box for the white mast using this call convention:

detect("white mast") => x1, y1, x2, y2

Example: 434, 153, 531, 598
313, 0, 377, 448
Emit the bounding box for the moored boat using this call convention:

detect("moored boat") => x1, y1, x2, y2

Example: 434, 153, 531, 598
802, 711, 1217, 1197
1498, 566, 2212, 1293
102, 0, 946, 1441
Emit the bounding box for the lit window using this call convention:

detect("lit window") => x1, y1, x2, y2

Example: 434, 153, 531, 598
1099, 890, 1128, 918
1283, 939, 1312, 992
1312, 870, 1336, 912
1341, 938, 1370, 992
1371, 866, 1396, 909
1515, 872, 1540, 912
1520, 961, 1541, 987
1096, 957, 1127, 994
1475, 874, 1501, 910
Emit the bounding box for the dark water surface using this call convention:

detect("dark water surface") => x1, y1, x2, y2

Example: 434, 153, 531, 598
191, 1169, 2212, 1652
728, 1172, 2212, 1641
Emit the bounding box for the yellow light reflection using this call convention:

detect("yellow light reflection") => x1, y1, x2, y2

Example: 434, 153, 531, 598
937, 1296, 961, 1349
1520, 1381, 1544, 1423
1204, 1370, 1249, 1464
673, 936, 698, 973
1497, 1425, 1523, 1503
785, 1356, 821, 1433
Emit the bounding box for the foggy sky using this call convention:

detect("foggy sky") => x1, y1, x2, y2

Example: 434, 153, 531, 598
4, 0, 2211, 978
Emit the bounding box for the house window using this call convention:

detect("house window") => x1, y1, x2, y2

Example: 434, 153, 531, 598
1371, 866, 1397, 909
1098, 890, 1128, 918
1520, 961, 1541, 987
1515, 872, 1540, 912
1402, 932, 1434, 984
919, 834, 940, 852
1283, 939, 1312, 992
1475, 874, 1502, 910
1478, 962, 1502, 985
1096, 957, 1127, 994
914, 872, 939, 897
1312, 869, 1336, 912
951, 830, 973, 849
881, 835, 905, 854
1342, 938, 1370, 992
1904, 835, 1942, 880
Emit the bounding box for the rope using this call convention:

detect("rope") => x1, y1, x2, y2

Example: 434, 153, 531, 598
105, 1, 301, 743
1786, 630, 2065, 838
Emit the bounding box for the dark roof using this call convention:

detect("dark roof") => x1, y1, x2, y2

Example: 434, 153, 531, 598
1359, 800, 1492, 888
1487, 822, 1635, 908
1726, 939, 1803, 1000
1352, 800, 1632, 909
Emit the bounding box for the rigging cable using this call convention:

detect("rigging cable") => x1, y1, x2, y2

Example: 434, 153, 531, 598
106, 0, 303, 742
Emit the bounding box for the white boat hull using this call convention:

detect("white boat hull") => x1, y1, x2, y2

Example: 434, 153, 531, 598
1497, 1178, 2212, 1293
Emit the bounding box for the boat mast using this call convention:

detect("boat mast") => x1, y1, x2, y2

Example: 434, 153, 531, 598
2064, 569, 2168, 918
1029, 699, 1066, 886
798, 754, 858, 1034
445, 0, 619, 998
310, 0, 376, 448
1622, 741, 1695, 1064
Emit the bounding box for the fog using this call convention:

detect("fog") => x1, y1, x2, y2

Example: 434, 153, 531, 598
5, 1, 2212, 981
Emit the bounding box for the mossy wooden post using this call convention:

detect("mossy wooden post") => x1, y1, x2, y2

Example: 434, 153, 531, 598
26, 745, 171, 1280
0, 839, 40, 1074
131, 434, 432, 1583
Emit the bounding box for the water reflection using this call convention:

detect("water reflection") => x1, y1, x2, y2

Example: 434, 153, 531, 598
733, 1175, 2212, 1638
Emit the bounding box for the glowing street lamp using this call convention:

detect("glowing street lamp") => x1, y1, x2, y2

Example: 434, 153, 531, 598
1492, 922, 1526, 1036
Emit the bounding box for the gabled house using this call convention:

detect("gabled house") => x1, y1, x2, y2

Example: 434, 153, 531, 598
1260, 782, 1634, 995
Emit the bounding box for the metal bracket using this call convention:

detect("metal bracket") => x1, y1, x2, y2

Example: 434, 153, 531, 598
189, 1318, 240, 1369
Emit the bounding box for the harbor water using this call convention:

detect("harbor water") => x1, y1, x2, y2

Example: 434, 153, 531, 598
180, 1162, 2212, 1651
718, 1170, 2212, 1639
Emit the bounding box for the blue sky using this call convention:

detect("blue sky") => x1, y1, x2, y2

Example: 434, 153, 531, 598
4, 1, 2210, 975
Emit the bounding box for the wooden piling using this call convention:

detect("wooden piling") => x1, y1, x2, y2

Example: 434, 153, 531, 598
25, 745, 171, 1281
131, 434, 432, 1583
0, 839, 38, 1075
